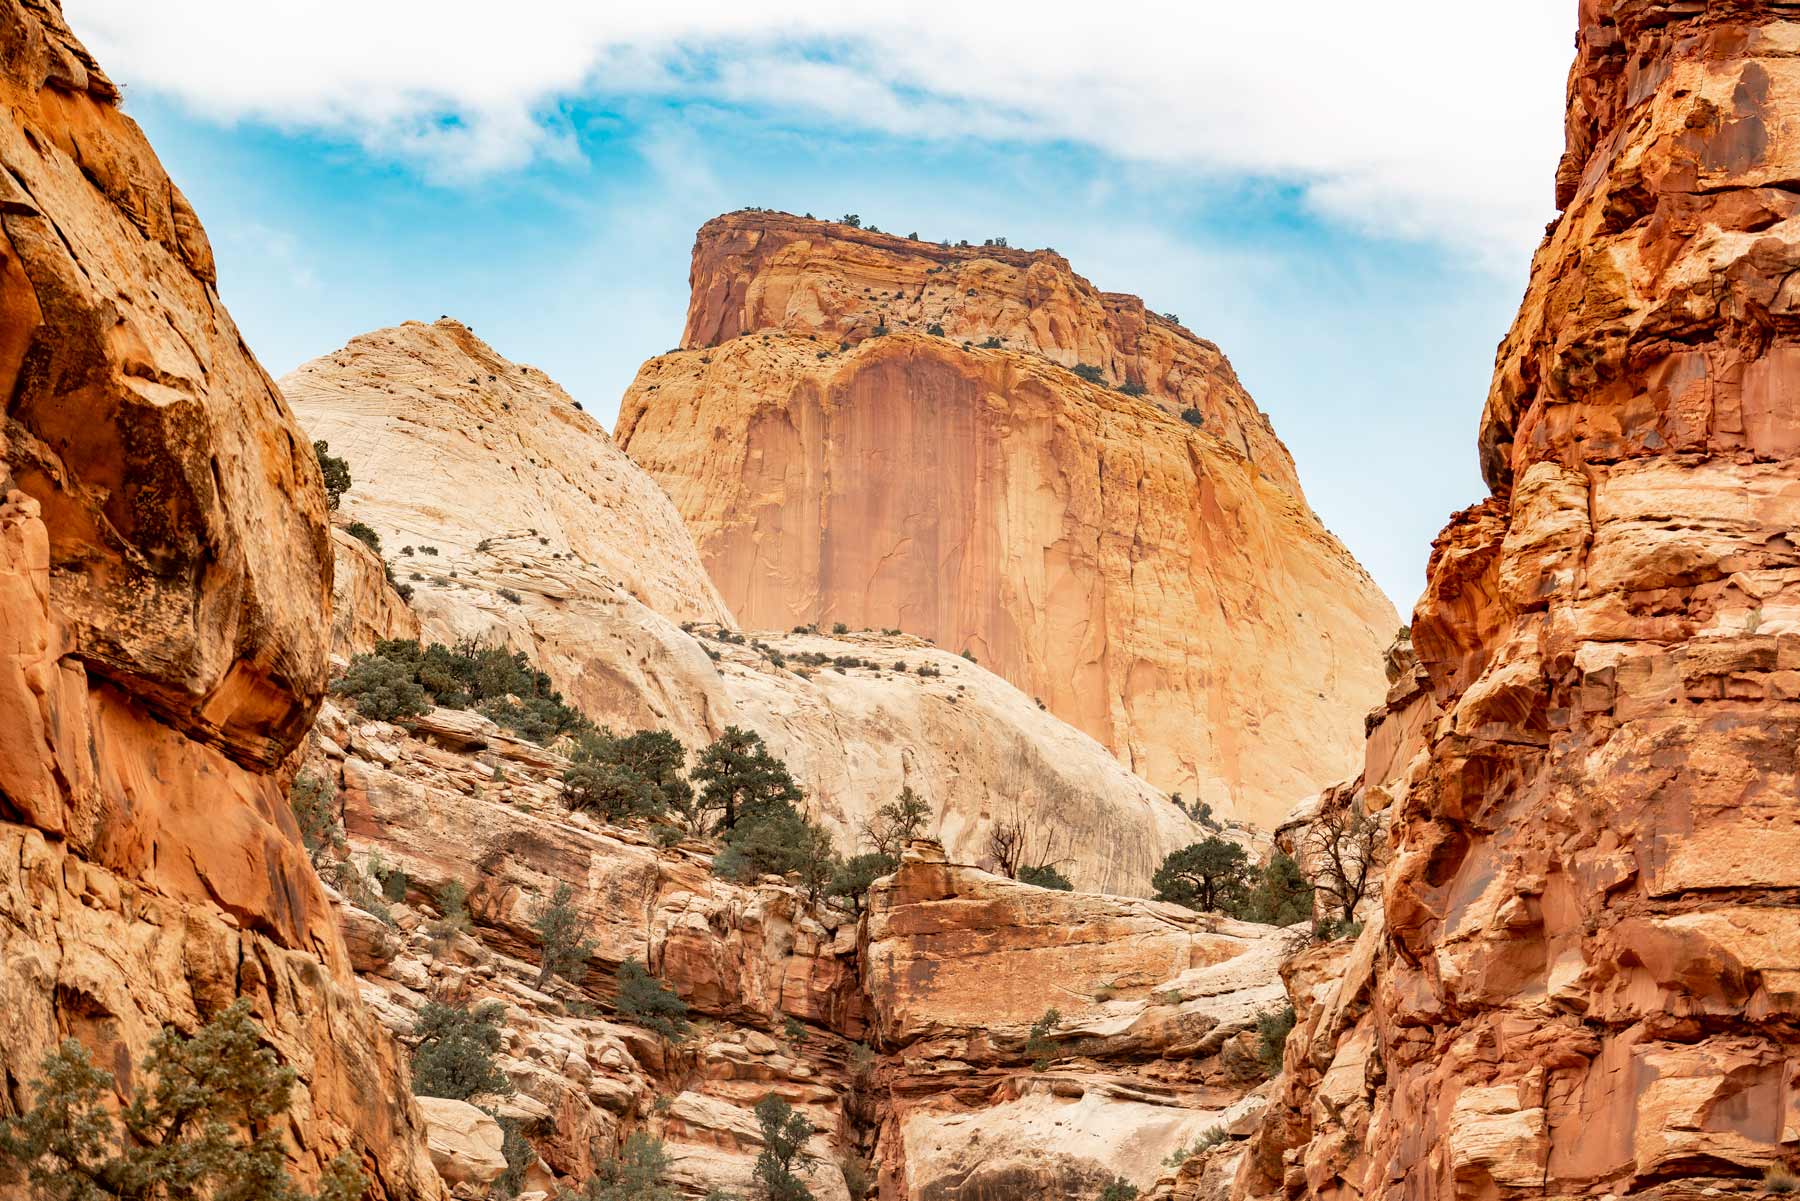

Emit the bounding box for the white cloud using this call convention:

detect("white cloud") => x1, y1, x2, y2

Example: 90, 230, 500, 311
67, 0, 1571, 261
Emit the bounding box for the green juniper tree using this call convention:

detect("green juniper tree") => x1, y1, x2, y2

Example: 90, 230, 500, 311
409, 1000, 511, 1101
750, 1095, 815, 1201
533, 882, 597, 990
313, 441, 351, 510
1152, 838, 1250, 914
0, 999, 366, 1201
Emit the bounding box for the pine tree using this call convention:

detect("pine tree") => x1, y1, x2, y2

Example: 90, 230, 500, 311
693, 727, 803, 832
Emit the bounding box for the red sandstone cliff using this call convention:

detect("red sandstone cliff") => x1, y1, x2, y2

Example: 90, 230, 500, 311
0, 4, 439, 1195
1235, 3, 1800, 1197
617, 216, 1397, 827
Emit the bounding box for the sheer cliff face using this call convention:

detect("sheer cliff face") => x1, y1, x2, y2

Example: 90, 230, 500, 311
0, 4, 438, 1195
1359, 4, 1800, 1196
618, 217, 1397, 827
288, 322, 1213, 895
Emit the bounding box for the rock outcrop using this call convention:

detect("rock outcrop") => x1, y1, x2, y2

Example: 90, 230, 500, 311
616, 214, 1397, 827
0, 4, 439, 1196
865, 845, 1287, 1200
287, 322, 1215, 895
304, 695, 1288, 1200
1240, 5, 1800, 1198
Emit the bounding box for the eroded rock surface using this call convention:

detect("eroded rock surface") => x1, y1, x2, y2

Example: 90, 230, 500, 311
1239, 5, 1800, 1198
308, 699, 1287, 1200
617, 215, 1396, 826
0, 5, 439, 1195
288, 323, 1214, 895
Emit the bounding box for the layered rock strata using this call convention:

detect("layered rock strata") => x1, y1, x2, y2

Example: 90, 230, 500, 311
1241, 4, 1800, 1198
616, 215, 1396, 826
0, 4, 440, 1195
288, 322, 1214, 894
306, 698, 1289, 1200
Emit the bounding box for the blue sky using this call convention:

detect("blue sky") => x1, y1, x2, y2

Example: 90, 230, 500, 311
73, 2, 1575, 613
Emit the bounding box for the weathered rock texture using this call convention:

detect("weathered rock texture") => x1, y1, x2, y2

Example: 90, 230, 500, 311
0, 4, 439, 1196
306, 697, 1288, 1200
864, 844, 1287, 1200
1243, 5, 1800, 1198
288, 323, 1214, 894
616, 215, 1397, 827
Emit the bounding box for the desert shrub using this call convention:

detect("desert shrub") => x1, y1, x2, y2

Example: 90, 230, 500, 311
713, 804, 837, 902
426, 880, 471, 945
832, 622, 849, 634
381, 559, 414, 602
331, 858, 394, 925
0, 999, 365, 1201
839, 1155, 872, 1201
1072, 363, 1106, 384
353, 638, 589, 744
1180, 407, 1204, 426
290, 770, 344, 868
562, 1132, 676, 1201
979, 336, 1002, 349
925, 323, 945, 336
333, 652, 431, 722
1164, 1126, 1228, 1167
313, 440, 351, 510
563, 728, 691, 821
752, 1095, 816, 1201
493, 1117, 533, 1200
1153, 838, 1250, 913
1025, 1007, 1061, 1070
1765, 1166, 1799, 1195
1255, 1004, 1296, 1078
1018, 864, 1073, 891
841, 213, 861, 227
1098, 1180, 1139, 1201
616, 959, 689, 1040
410, 1000, 511, 1101
827, 852, 895, 915
1241, 850, 1314, 926
378, 864, 409, 903
1117, 380, 1147, 397
533, 882, 597, 990
344, 520, 381, 552
497, 588, 523, 605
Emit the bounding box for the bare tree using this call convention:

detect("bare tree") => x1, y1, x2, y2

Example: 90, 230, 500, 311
1298, 801, 1387, 923
986, 803, 1068, 881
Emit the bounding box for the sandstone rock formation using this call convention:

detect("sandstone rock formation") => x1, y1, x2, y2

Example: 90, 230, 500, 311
616, 215, 1397, 827
0, 4, 439, 1195
287, 322, 1214, 894
1238, 4, 1800, 1198
304, 695, 1289, 1200
865, 844, 1288, 1199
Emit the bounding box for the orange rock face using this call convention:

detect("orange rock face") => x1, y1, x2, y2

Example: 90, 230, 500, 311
0, 6, 437, 1196
1257, 4, 1800, 1197
618, 216, 1397, 826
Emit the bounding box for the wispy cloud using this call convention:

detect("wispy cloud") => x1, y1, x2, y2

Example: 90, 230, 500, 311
69, 1, 1571, 263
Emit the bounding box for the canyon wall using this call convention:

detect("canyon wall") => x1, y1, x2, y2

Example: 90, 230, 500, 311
287, 321, 1213, 895
616, 215, 1396, 828
1242, 4, 1800, 1198
307, 695, 1290, 1200
0, 3, 440, 1195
